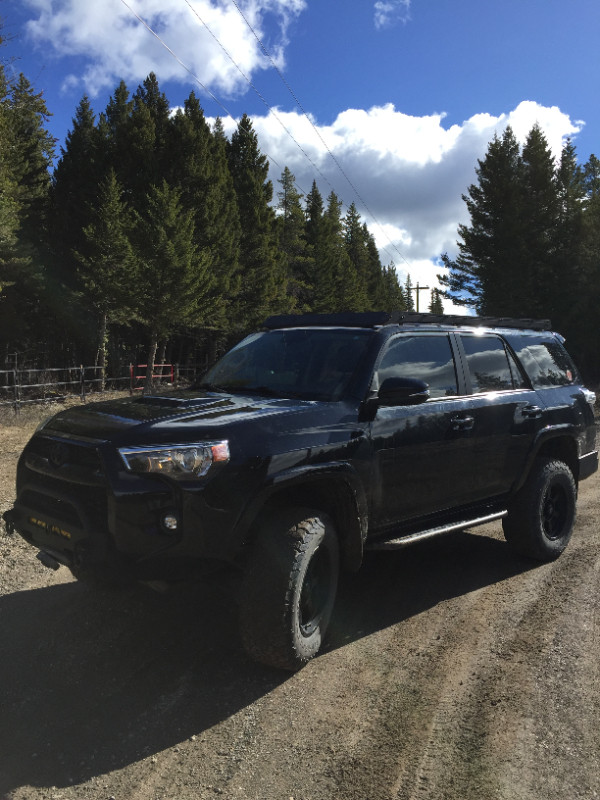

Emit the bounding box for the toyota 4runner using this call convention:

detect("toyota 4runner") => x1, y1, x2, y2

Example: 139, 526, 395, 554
3, 312, 598, 670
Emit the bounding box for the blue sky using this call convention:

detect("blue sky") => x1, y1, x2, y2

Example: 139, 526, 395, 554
2, 0, 599, 308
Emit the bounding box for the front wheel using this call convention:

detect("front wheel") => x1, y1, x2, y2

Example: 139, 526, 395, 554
503, 457, 576, 561
240, 507, 339, 671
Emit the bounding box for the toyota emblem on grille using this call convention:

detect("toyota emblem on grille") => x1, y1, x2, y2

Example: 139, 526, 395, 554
49, 442, 68, 468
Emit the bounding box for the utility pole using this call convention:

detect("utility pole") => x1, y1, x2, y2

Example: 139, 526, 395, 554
410, 282, 430, 312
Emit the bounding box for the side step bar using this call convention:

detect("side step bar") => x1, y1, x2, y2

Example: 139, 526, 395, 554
366, 510, 507, 551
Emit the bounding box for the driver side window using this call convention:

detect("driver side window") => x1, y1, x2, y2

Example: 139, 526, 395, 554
377, 334, 458, 398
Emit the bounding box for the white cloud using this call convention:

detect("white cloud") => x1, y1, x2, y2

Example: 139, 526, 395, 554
374, 0, 411, 30
21, 2, 582, 315
22, 0, 306, 96
216, 100, 581, 310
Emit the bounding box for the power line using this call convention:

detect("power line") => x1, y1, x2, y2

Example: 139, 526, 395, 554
230, 0, 412, 269
118, 0, 285, 172
120, 0, 409, 269
180, 0, 332, 197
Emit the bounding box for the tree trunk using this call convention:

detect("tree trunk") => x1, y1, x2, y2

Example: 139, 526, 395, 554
96, 312, 108, 391
157, 339, 167, 381
144, 333, 158, 395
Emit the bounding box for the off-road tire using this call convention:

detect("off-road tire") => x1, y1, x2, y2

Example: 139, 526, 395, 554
240, 507, 339, 671
503, 457, 577, 561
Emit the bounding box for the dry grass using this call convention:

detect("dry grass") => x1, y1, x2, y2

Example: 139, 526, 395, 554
0, 390, 132, 430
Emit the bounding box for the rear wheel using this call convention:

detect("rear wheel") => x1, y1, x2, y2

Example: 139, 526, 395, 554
240, 507, 339, 671
503, 457, 576, 561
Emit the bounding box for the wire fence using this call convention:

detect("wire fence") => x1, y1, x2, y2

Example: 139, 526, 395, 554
0, 362, 205, 415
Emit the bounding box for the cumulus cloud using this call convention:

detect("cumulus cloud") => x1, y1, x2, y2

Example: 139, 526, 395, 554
22, 0, 306, 96
374, 0, 411, 30
20, 2, 582, 312
215, 100, 581, 307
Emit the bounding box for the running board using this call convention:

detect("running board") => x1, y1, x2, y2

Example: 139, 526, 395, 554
366, 510, 507, 550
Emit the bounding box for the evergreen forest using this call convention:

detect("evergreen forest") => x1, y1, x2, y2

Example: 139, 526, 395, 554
439, 125, 600, 379
0, 59, 415, 384
2, 43, 600, 384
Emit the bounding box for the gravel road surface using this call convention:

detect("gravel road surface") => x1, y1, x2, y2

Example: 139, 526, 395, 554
1, 408, 599, 800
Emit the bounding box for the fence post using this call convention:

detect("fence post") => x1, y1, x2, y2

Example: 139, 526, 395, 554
174, 363, 179, 388
129, 363, 134, 395
80, 365, 86, 401
13, 369, 20, 416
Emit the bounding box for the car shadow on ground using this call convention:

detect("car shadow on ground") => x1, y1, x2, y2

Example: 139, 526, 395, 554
0, 528, 535, 795
325, 527, 537, 656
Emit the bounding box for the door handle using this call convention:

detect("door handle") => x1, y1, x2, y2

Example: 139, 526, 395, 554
451, 415, 475, 431
522, 405, 543, 419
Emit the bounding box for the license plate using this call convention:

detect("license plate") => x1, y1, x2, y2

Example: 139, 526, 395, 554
28, 516, 72, 540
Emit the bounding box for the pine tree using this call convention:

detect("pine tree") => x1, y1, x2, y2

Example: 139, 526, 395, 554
343, 203, 370, 309
577, 154, 600, 374
315, 192, 360, 311
1, 72, 55, 356
362, 223, 387, 308
0, 63, 22, 296
134, 180, 212, 391
428, 287, 444, 314
380, 263, 408, 312
227, 114, 287, 328
438, 126, 525, 314
50, 97, 104, 277
276, 166, 312, 309
404, 275, 415, 310
102, 80, 134, 182
113, 73, 171, 211
519, 124, 560, 318
9, 73, 55, 247
553, 140, 586, 335
169, 95, 241, 331
76, 169, 138, 382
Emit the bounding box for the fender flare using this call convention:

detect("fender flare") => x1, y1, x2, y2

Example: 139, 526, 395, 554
235, 461, 369, 572
513, 424, 579, 493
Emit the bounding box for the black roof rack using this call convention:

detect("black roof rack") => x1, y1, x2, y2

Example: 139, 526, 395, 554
262, 311, 552, 332
395, 312, 552, 331
263, 312, 392, 329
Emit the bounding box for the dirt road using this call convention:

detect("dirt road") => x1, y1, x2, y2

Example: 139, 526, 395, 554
1, 413, 599, 800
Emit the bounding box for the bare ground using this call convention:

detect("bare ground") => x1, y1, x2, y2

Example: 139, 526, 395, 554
1, 401, 599, 800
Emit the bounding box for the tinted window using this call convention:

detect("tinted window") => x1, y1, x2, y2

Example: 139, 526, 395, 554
201, 328, 373, 401
377, 335, 458, 398
461, 335, 514, 393
507, 335, 578, 388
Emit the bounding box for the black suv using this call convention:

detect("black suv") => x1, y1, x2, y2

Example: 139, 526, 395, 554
4, 312, 598, 670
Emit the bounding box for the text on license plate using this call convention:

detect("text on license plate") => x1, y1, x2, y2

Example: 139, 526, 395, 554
28, 516, 72, 540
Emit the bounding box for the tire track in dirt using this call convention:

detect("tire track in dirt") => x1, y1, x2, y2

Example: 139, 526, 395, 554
1, 417, 599, 800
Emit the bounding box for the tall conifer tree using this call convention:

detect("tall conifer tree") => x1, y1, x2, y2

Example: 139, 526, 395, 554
76, 169, 138, 379
276, 166, 312, 309
227, 114, 287, 328
134, 180, 212, 390
438, 126, 524, 314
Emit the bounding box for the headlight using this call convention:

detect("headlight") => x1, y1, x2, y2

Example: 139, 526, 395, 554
118, 441, 230, 479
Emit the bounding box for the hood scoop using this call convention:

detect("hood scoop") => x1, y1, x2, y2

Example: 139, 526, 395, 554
140, 394, 226, 409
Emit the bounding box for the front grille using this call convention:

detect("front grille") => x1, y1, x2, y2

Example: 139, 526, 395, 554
22, 435, 105, 486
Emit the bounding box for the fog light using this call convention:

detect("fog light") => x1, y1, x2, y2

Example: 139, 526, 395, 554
161, 513, 179, 532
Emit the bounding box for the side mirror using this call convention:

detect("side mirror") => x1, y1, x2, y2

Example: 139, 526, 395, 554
378, 377, 430, 406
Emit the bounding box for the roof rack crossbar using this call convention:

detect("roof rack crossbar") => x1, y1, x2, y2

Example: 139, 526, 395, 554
262, 312, 552, 332
395, 312, 552, 331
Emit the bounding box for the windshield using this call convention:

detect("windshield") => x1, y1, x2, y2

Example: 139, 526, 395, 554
200, 328, 373, 401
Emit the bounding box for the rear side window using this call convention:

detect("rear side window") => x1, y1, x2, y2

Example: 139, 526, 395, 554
377, 334, 458, 398
507, 335, 578, 388
460, 335, 518, 393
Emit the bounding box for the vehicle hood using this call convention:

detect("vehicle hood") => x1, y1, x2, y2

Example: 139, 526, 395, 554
39, 390, 341, 445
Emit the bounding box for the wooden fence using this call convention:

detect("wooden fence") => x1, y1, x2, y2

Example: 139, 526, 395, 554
0, 362, 203, 414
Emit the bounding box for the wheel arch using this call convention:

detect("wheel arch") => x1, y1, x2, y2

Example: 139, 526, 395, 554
515, 431, 579, 493
239, 466, 368, 573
